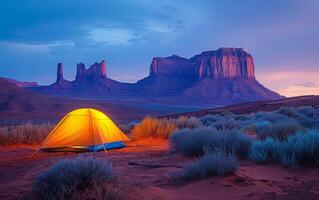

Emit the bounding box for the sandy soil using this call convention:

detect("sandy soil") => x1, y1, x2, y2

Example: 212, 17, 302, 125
0, 144, 319, 200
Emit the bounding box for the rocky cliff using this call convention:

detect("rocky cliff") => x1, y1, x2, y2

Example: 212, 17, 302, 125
29, 48, 282, 106
149, 48, 255, 80
75, 60, 107, 82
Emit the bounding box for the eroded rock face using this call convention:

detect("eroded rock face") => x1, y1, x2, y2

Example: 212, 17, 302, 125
150, 55, 197, 79
150, 48, 255, 80
75, 60, 107, 82
191, 48, 255, 79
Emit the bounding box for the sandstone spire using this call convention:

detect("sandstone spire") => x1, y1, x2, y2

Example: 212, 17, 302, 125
56, 63, 64, 82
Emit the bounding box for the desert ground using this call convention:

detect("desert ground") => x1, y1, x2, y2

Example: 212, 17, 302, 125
1, 143, 318, 200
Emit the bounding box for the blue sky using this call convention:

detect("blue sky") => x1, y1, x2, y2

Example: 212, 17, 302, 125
0, 0, 319, 96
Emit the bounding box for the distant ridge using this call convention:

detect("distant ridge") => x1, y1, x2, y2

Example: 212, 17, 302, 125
163, 95, 319, 118
4, 77, 38, 88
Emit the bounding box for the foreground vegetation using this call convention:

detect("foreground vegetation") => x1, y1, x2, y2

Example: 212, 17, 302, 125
0, 122, 53, 145
1, 106, 319, 187
34, 156, 128, 200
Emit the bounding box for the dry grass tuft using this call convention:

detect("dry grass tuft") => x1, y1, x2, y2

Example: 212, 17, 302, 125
131, 117, 177, 140
0, 122, 53, 145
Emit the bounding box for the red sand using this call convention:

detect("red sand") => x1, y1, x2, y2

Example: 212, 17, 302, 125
0, 144, 319, 200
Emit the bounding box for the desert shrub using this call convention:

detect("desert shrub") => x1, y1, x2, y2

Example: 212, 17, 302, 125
256, 122, 303, 141
233, 114, 252, 121
170, 127, 211, 156
254, 121, 272, 132
175, 116, 202, 129
250, 138, 279, 164
295, 106, 318, 118
0, 122, 53, 145
255, 112, 290, 124
170, 127, 252, 158
296, 115, 317, 128
278, 129, 319, 167
250, 129, 319, 167
212, 118, 240, 130
171, 150, 238, 182
199, 115, 223, 126
278, 107, 300, 118
33, 156, 119, 200
131, 117, 177, 139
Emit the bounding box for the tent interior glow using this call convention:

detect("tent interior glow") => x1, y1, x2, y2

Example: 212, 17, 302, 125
40, 108, 129, 152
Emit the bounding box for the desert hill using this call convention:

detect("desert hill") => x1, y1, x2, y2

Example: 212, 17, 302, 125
0, 78, 164, 122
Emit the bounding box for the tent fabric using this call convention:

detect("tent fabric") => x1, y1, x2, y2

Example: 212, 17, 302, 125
40, 108, 129, 152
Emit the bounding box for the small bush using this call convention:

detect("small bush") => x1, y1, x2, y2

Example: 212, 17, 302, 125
250, 138, 278, 164
250, 129, 319, 167
296, 115, 317, 128
295, 106, 318, 117
33, 156, 117, 200
172, 150, 238, 182
131, 117, 177, 139
212, 118, 240, 130
0, 122, 53, 145
256, 112, 289, 124
256, 122, 303, 141
200, 115, 222, 126
170, 127, 212, 156
278, 107, 300, 118
175, 116, 202, 129
170, 127, 252, 158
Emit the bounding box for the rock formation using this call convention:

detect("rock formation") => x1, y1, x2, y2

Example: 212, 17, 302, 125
150, 55, 197, 79
75, 60, 107, 82
149, 48, 255, 80
29, 48, 283, 106
56, 63, 64, 82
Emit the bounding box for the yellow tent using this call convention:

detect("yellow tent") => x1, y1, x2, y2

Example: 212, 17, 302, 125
40, 108, 129, 152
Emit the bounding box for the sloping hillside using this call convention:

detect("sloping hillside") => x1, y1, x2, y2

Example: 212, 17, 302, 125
0, 78, 153, 122
163, 95, 319, 118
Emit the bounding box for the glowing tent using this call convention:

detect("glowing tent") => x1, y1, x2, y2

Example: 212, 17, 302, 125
40, 108, 129, 152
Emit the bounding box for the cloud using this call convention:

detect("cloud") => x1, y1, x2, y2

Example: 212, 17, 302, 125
0, 40, 75, 53
89, 27, 143, 46
296, 82, 317, 88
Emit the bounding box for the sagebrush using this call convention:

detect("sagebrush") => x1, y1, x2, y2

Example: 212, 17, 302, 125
33, 156, 124, 200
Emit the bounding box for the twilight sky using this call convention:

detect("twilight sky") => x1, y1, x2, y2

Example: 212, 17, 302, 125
0, 0, 319, 97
